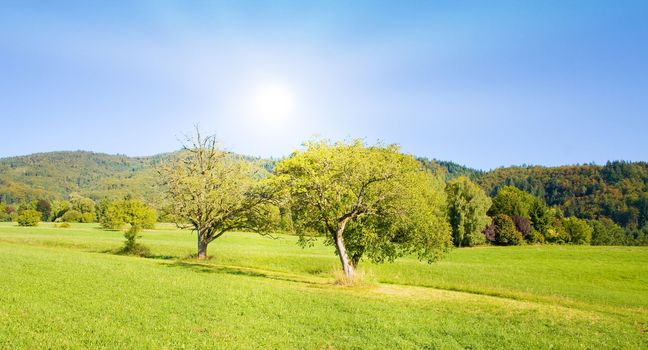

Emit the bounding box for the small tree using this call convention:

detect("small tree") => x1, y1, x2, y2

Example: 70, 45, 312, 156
561, 217, 592, 245
61, 209, 82, 223
590, 218, 627, 245
493, 214, 523, 245
489, 186, 535, 218
529, 198, 551, 235
512, 215, 532, 239
445, 176, 491, 247
17, 209, 41, 226
35, 199, 52, 221
50, 200, 71, 221
100, 198, 157, 254
159, 128, 278, 259
100, 201, 126, 230
274, 140, 451, 280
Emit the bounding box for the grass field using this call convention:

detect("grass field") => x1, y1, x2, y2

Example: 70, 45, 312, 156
1, 222, 647, 349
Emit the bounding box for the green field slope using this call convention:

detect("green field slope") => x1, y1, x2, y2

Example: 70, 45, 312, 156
1, 223, 646, 349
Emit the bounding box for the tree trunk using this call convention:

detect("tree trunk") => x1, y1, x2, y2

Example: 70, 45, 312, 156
334, 222, 355, 279
197, 234, 208, 260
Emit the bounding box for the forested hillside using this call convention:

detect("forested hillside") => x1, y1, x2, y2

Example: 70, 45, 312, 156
0, 151, 275, 204
0, 151, 169, 203
1, 151, 646, 236
479, 161, 648, 230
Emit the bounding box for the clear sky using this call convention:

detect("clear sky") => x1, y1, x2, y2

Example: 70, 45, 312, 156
1, 1, 647, 169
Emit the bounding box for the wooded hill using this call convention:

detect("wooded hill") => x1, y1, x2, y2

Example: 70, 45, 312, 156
1, 151, 646, 231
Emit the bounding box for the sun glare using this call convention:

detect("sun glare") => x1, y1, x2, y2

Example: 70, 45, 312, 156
251, 82, 296, 123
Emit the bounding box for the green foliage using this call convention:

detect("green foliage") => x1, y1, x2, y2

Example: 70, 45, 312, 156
560, 217, 593, 245
50, 200, 71, 221
17, 209, 41, 226
274, 139, 451, 278
100, 198, 157, 231
0, 202, 13, 222
488, 186, 536, 219
590, 218, 627, 246
0, 151, 171, 204
493, 214, 524, 246
81, 212, 94, 223
117, 225, 151, 257
61, 210, 82, 223
35, 199, 52, 221
445, 176, 491, 247
419, 158, 484, 181
159, 129, 277, 259
70, 193, 96, 221
529, 198, 552, 235
480, 161, 648, 231
99, 197, 157, 253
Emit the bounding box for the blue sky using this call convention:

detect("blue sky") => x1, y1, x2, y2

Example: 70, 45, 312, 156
1, 1, 646, 169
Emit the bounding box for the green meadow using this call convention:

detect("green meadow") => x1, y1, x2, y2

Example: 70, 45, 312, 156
1, 222, 646, 349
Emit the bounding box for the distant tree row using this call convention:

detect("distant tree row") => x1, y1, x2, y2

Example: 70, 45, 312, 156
476, 161, 648, 231
445, 181, 648, 247
0, 193, 156, 229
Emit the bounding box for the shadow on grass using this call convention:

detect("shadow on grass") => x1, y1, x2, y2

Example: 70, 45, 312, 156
101, 248, 174, 260
163, 260, 328, 286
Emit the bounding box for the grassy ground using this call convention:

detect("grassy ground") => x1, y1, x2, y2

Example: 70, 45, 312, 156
0, 222, 646, 349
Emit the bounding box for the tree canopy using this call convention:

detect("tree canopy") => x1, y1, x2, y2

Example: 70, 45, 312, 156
274, 140, 451, 279
445, 176, 491, 247
158, 129, 278, 259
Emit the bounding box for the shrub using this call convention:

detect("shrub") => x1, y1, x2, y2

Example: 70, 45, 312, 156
493, 214, 524, 246
81, 212, 95, 223
16, 209, 41, 226
590, 218, 627, 246
561, 217, 592, 245
544, 225, 567, 244
61, 210, 83, 223
527, 230, 545, 244
0, 203, 13, 222
116, 226, 151, 257
512, 215, 532, 241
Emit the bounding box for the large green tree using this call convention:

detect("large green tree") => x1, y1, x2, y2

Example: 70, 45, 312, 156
159, 128, 278, 260
274, 140, 451, 280
560, 217, 593, 245
445, 176, 491, 247
488, 186, 536, 219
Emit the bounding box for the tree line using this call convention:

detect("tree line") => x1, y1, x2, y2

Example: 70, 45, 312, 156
2, 130, 647, 280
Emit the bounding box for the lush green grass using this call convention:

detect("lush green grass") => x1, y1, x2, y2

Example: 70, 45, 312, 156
1, 222, 646, 349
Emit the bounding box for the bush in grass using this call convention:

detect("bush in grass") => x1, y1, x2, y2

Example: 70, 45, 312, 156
116, 225, 151, 257
81, 212, 95, 223
16, 209, 41, 226
101, 197, 157, 256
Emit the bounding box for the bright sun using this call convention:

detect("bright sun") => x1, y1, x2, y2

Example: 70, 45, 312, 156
251, 83, 296, 123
